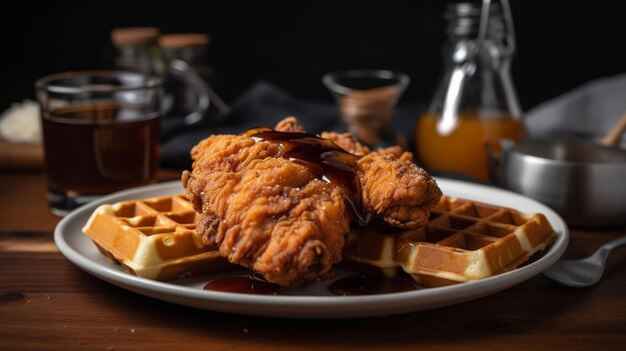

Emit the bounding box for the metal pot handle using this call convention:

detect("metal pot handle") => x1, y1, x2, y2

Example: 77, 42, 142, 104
485, 138, 516, 185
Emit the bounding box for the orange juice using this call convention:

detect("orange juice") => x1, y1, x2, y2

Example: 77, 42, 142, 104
415, 110, 524, 182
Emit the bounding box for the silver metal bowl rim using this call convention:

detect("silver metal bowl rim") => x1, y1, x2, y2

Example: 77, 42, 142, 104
506, 139, 626, 168
506, 150, 626, 168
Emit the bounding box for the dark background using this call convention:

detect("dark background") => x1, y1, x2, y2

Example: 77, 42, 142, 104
2, 0, 625, 115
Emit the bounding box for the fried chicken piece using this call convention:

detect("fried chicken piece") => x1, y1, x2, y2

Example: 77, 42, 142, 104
320, 131, 371, 156
274, 116, 304, 132
182, 117, 441, 287
322, 131, 441, 228
182, 133, 349, 287
358, 150, 441, 228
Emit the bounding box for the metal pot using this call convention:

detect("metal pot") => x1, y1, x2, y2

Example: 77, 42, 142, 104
494, 138, 626, 228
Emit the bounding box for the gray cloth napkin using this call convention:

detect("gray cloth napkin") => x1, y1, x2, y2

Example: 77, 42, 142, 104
525, 72, 626, 147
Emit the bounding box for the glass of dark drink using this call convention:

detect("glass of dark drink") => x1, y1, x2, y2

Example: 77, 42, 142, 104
35, 71, 163, 216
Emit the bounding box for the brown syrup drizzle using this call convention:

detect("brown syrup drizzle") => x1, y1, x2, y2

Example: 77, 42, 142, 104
328, 272, 418, 296
203, 271, 282, 295
246, 128, 372, 226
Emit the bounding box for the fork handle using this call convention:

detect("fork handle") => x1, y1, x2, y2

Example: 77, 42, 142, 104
596, 235, 626, 261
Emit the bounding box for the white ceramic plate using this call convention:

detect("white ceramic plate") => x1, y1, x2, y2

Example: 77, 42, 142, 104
55, 178, 568, 319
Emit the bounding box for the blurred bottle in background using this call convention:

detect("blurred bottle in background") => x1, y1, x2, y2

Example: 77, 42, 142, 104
158, 33, 213, 119
158, 33, 213, 82
111, 29, 228, 125
110, 27, 166, 77
160, 33, 230, 121
415, 0, 524, 183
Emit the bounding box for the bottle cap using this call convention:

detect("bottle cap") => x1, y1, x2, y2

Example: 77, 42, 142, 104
158, 34, 210, 49
111, 27, 160, 46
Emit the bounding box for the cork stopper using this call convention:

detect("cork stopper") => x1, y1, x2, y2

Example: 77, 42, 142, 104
111, 27, 160, 46
158, 34, 210, 49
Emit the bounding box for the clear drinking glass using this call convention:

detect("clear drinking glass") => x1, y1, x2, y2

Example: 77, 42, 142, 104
35, 71, 163, 216
323, 70, 410, 148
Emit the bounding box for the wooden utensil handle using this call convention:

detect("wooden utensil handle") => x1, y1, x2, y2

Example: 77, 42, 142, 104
602, 111, 626, 147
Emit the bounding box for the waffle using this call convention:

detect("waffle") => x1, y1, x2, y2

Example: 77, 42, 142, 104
342, 196, 557, 287
84, 194, 556, 287
82, 195, 233, 281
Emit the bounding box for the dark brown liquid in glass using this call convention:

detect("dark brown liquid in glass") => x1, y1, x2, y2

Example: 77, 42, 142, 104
42, 103, 160, 195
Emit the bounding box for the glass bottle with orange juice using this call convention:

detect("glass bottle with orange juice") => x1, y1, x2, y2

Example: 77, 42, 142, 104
415, 0, 524, 183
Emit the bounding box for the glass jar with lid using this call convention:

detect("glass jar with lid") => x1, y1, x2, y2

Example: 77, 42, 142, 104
415, 0, 524, 182
158, 34, 213, 84
158, 34, 229, 122
110, 27, 166, 77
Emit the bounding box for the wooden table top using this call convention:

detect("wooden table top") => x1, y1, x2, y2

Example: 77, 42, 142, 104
1, 168, 625, 350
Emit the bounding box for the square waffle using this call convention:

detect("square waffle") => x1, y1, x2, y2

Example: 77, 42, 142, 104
82, 195, 233, 281
342, 196, 557, 287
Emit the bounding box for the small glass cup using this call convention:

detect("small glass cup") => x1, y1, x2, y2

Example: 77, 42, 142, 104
322, 70, 410, 148
35, 71, 163, 216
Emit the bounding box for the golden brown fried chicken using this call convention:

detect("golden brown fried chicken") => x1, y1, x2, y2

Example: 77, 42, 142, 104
320, 131, 371, 156
182, 117, 441, 287
358, 149, 441, 228
321, 129, 441, 227
182, 133, 348, 286
274, 116, 304, 133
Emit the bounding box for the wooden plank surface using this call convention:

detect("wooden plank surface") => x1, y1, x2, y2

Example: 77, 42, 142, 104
1, 170, 625, 350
